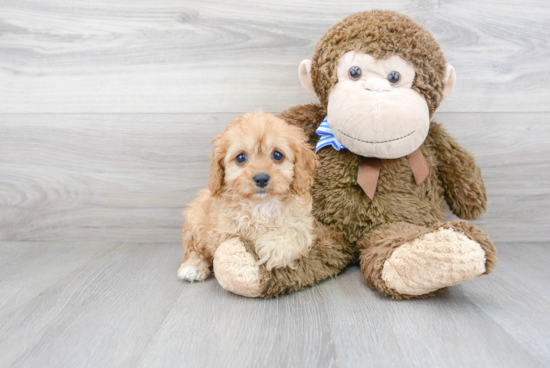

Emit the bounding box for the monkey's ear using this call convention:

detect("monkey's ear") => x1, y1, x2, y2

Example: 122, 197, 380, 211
298, 60, 316, 96
443, 65, 456, 100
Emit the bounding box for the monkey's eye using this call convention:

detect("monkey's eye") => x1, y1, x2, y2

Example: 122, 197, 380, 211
272, 151, 284, 162
235, 153, 247, 164
387, 71, 400, 84
348, 66, 362, 81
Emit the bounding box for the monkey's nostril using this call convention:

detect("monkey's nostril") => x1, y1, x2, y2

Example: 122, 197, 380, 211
253, 173, 270, 188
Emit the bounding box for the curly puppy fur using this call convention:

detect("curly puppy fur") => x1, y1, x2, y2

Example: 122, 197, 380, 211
255, 10, 495, 299
179, 112, 319, 281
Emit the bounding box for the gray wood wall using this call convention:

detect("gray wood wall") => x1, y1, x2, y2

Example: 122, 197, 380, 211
1, 0, 549, 242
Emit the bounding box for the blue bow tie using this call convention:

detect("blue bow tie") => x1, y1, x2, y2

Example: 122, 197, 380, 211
315, 117, 346, 153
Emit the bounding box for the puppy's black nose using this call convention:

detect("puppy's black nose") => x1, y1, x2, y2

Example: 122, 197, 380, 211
253, 173, 270, 188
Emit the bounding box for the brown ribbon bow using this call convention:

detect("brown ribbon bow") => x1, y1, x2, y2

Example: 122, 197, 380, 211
356, 148, 429, 200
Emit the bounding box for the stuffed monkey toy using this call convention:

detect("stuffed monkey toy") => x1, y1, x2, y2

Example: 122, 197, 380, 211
213, 10, 497, 299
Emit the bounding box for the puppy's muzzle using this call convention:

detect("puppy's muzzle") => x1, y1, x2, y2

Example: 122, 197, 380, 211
253, 173, 270, 188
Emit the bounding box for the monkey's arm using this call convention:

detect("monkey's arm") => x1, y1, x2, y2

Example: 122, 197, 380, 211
429, 122, 487, 220
278, 104, 326, 146
257, 220, 355, 298
213, 219, 355, 298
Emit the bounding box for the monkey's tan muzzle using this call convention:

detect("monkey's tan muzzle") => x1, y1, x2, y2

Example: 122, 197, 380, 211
364, 77, 392, 92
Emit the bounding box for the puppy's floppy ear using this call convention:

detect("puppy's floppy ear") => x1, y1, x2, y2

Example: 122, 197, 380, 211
290, 130, 319, 195
207, 134, 226, 196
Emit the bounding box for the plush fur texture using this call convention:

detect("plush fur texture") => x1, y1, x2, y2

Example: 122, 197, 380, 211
213, 238, 262, 297
381, 228, 486, 296
258, 219, 356, 298
360, 220, 496, 299
310, 10, 447, 116
210, 10, 496, 299
213, 218, 355, 298
326, 51, 433, 159
179, 112, 319, 282
274, 103, 496, 299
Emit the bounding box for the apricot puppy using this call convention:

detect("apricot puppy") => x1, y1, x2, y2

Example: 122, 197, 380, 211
178, 112, 318, 291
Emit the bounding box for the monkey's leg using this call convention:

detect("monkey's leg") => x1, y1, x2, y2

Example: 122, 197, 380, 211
213, 220, 356, 298
359, 221, 497, 299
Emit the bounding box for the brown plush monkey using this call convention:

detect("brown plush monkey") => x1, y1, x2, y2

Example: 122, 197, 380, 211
213, 10, 497, 299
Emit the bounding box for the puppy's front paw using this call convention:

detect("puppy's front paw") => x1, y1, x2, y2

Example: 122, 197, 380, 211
177, 259, 210, 282
213, 238, 262, 298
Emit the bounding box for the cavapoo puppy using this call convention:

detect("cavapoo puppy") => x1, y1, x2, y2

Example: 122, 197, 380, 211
178, 112, 318, 290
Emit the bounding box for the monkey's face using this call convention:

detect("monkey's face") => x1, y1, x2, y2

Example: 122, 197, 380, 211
326, 51, 429, 159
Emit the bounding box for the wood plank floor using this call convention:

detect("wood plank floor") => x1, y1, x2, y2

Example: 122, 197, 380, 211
0, 241, 548, 368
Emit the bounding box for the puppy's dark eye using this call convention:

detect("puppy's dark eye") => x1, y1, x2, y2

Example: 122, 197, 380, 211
387, 71, 400, 84
348, 66, 362, 81
235, 153, 247, 164
272, 151, 284, 161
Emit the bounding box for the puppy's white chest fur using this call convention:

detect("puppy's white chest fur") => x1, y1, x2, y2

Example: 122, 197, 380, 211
246, 198, 286, 226
218, 196, 313, 270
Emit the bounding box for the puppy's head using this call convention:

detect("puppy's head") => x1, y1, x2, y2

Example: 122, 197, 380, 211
207, 112, 318, 199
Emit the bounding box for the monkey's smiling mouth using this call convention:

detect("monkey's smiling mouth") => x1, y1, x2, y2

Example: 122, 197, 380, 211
337, 129, 415, 144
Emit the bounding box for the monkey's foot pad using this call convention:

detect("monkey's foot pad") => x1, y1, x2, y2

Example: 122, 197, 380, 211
213, 238, 262, 298
381, 228, 486, 296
